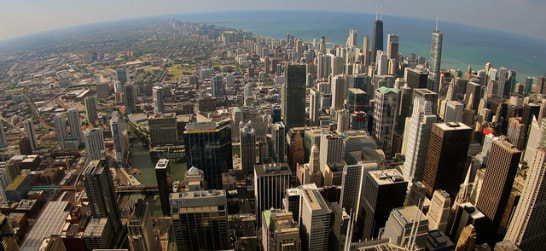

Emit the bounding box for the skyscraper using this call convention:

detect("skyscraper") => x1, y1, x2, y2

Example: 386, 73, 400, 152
240, 121, 256, 176
67, 109, 83, 145
0, 123, 6, 147
382, 206, 429, 249
116, 68, 129, 84
371, 18, 384, 64
476, 139, 521, 239
422, 122, 472, 198
362, 169, 407, 239
170, 190, 229, 251
331, 74, 346, 111
261, 209, 301, 251
23, 119, 38, 151
373, 87, 399, 157
300, 184, 332, 251
128, 199, 160, 251
340, 162, 377, 221
504, 148, 546, 250
319, 131, 344, 176
54, 113, 68, 150
428, 23, 443, 93
427, 190, 451, 232
110, 111, 125, 164
84, 128, 105, 161
123, 83, 137, 114
254, 163, 291, 227
271, 122, 286, 163
84, 96, 98, 123
83, 160, 123, 235
403, 97, 437, 182
387, 33, 399, 61
184, 121, 232, 189
152, 86, 164, 115
282, 64, 306, 130
212, 74, 224, 98
363, 35, 370, 66
155, 159, 171, 216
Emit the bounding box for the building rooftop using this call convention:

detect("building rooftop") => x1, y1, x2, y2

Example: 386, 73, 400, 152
302, 187, 331, 215
369, 169, 406, 185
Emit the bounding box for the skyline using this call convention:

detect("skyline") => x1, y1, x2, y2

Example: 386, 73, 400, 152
1, 0, 546, 42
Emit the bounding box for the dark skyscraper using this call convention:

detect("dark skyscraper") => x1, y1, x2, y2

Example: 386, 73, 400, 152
371, 18, 383, 64
422, 122, 472, 198
184, 121, 232, 189
281, 64, 306, 130
155, 159, 171, 216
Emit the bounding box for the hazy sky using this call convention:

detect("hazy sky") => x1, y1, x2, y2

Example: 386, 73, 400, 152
1, 0, 545, 41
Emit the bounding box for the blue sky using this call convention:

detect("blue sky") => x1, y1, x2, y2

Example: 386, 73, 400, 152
1, 0, 545, 41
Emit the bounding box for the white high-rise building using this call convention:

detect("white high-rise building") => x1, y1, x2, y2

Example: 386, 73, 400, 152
85, 128, 105, 161
300, 184, 331, 251
403, 98, 437, 181
317, 54, 332, 79
427, 190, 451, 232
504, 148, 546, 250
373, 87, 399, 157
152, 86, 164, 115
382, 206, 429, 249
23, 120, 38, 151
376, 50, 388, 75
340, 162, 377, 221
444, 101, 464, 123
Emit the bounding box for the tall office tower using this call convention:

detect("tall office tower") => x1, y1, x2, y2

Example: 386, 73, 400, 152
152, 86, 163, 115
84, 96, 98, 123
332, 56, 345, 75
422, 122, 472, 198
516, 103, 541, 150
331, 74, 346, 111
319, 35, 326, 54
84, 128, 105, 161
382, 206, 429, 249
212, 74, 224, 98
347, 88, 368, 113
170, 190, 229, 251
128, 199, 161, 251
0, 123, 5, 147
445, 101, 464, 123
110, 111, 125, 164
123, 83, 137, 114
523, 117, 546, 164
363, 35, 370, 66
476, 139, 521, 239
284, 188, 302, 222
413, 88, 438, 117
67, 109, 83, 145
428, 23, 443, 93
373, 87, 399, 157
23, 119, 38, 151
282, 64, 306, 130
371, 18, 384, 64
286, 128, 305, 172
407, 181, 427, 206
456, 225, 477, 251
19, 136, 32, 154
301, 144, 323, 187
427, 190, 451, 232
464, 81, 481, 111
387, 34, 399, 61
184, 121, 232, 189
54, 113, 68, 150
271, 122, 286, 163
376, 50, 388, 75
405, 68, 429, 89
240, 121, 256, 176
346, 29, 358, 47
319, 131, 344, 176
244, 82, 254, 106
362, 169, 407, 239
504, 149, 546, 250
317, 54, 332, 79
341, 162, 377, 221
83, 160, 123, 236
403, 98, 437, 182
300, 184, 332, 251
254, 163, 291, 227
155, 159, 171, 216
450, 202, 488, 244
116, 69, 129, 84
309, 88, 320, 126
261, 209, 301, 251
337, 109, 350, 134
